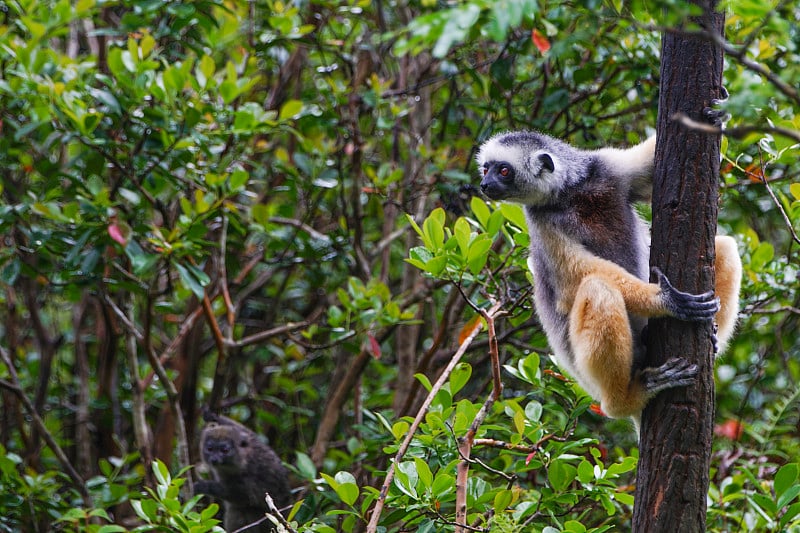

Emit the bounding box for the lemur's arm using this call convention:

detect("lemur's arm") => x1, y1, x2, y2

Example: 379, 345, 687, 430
594, 135, 656, 203
579, 254, 719, 321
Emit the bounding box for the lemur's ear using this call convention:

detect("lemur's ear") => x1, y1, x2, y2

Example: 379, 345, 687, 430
539, 153, 555, 173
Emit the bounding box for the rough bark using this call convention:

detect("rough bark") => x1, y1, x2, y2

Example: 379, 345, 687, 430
633, 2, 725, 531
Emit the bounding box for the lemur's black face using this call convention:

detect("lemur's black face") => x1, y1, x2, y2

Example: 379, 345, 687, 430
203, 434, 247, 470
480, 161, 515, 200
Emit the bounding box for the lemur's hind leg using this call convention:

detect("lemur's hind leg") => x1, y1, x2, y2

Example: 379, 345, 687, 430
713, 236, 742, 355
569, 276, 649, 418
569, 275, 702, 419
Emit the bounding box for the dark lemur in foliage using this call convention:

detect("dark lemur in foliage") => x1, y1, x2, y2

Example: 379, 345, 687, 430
196, 413, 291, 532
477, 132, 742, 426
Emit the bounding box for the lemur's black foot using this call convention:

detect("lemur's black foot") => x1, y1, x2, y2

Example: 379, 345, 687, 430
641, 357, 699, 396
712, 323, 720, 355
703, 86, 730, 128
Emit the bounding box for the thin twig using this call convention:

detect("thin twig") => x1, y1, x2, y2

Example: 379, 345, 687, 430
473, 434, 562, 454
264, 493, 299, 533
364, 301, 503, 533
219, 215, 236, 339
639, 23, 800, 106
671, 112, 800, 144
753, 150, 800, 247
268, 216, 331, 242
224, 321, 310, 349
709, 32, 799, 106
455, 305, 504, 533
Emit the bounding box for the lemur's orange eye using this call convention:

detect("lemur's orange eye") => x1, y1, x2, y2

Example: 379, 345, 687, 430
482, 167, 488, 176
500, 166, 510, 177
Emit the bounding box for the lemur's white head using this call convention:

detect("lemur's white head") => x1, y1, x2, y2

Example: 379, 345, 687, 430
476, 131, 571, 206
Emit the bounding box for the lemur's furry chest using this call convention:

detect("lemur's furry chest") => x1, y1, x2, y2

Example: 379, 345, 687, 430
525, 202, 648, 302
527, 228, 597, 314
524, 207, 649, 375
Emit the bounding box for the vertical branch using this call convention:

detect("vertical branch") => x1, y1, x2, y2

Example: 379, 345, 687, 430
72, 297, 92, 477
142, 294, 193, 495
634, 1, 725, 530
122, 295, 154, 483
311, 347, 371, 466
23, 278, 60, 461
454, 305, 503, 532
218, 214, 236, 338
204, 292, 229, 411
391, 48, 436, 416
107, 292, 192, 490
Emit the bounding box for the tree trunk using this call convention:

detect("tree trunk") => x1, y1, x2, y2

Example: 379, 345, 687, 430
633, 2, 725, 531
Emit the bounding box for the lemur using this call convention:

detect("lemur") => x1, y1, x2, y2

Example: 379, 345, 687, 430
476, 132, 742, 422
196, 413, 291, 532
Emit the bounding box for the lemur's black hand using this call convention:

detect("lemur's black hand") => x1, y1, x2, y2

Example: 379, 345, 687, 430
653, 267, 719, 321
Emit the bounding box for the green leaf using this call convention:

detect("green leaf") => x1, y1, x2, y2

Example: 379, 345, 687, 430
279, 99, 303, 121
493, 489, 513, 512
229, 169, 249, 191
425, 255, 447, 276
751, 492, 777, 515
449, 363, 472, 396
471, 196, 490, 227
295, 452, 317, 480
453, 217, 471, 258
518, 352, 540, 384
391, 420, 409, 441
89, 88, 122, 115
564, 519, 588, 532
125, 240, 159, 276
790, 183, 800, 201
414, 457, 433, 489
513, 409, 525, 435
750, 241, 774, 271
486, 209, 505, 236
175, 262, 209, 298
466, 235, 492, 274
577, 459, 594, 484
432, 4, 480, 58
548, 459, 577, 492
778, 485, 800, 510
197, 55, 215, 88
139, 34, 156, 58
775, 463, 799, 497
422, 207, 446, 250
524, 400, 542, 423
781, 502, 800, 529
395, 461, 419, 499
415, 373, 433, 392
252, 203, 270, 226
333, 471, 359, 506
406, 214, 425, 239
321, 472, 359, 507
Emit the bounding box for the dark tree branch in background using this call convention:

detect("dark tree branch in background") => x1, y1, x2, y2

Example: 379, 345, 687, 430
0, 346, 92, 505
634, 0, 724, 530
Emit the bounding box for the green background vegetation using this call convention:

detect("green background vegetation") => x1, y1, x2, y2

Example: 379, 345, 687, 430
0, 0, 798, 531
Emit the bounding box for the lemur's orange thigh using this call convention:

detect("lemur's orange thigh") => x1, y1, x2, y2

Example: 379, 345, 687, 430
569, 276, 639, 417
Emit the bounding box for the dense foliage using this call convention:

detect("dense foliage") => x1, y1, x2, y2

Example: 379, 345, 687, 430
0, 0, 798, 531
